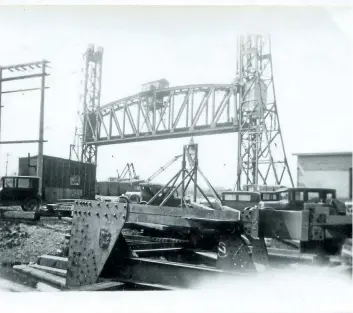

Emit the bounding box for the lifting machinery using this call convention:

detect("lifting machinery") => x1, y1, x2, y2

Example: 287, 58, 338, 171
116, 163, 141, 182
55, 35, 352, 290
64, 140, 352, 290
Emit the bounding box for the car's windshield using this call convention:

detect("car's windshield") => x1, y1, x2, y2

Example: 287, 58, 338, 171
2, 177, 15, 188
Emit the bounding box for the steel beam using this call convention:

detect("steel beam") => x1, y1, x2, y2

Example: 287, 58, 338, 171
113, 257, 247, 289
83, 85, 239, 146
87, 123, 238, 146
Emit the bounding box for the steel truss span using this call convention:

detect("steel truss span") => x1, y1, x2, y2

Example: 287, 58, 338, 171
78, 34, 294, 189
84, 84, 240, 146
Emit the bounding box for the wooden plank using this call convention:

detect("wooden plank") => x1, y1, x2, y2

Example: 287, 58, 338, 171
0, 277, 38, 292
13, 265, 66, 289
29, 264, 67, 278
0, 210, 40, 221
66, 280, 125, 291
37, 255, 68, 270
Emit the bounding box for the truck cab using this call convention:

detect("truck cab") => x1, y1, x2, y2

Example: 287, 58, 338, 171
221, 191, 261, 211
0, 176, 41, 211
258, 187, 346, 213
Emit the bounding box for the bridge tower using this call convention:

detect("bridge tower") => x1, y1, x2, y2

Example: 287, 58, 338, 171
80, 44, 104, 165
235, 35, 294, 190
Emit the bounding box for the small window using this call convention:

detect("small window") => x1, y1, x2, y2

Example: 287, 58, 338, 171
18, 178, 30, 188
307, 192, 320, 203
326, 193, 333, 200
262, 193, 271, 201
238, 194, 251, 202
3, 178, 14, 188
223, 194, 237, 201
294, 191, 304, 201
280, 192, 289, 200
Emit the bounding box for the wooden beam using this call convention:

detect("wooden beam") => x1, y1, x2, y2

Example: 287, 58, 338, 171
0, 210, 40, 221
13, 265, 66, 289
29, 264, 67, 278
37, 255, 68, 270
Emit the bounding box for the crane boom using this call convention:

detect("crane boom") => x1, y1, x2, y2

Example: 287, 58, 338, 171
146, 155, 183, 183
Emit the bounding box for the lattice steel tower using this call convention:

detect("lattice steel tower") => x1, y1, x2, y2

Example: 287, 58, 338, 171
81, 44, 104, 164
235, 35, 294, 190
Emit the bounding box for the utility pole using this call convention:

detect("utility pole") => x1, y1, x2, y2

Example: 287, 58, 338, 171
37, 60, 47, 196
5, 153, 9, 176
0, 60, 50, 194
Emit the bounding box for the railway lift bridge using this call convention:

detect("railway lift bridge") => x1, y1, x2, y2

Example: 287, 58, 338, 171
72, 34, 294, 194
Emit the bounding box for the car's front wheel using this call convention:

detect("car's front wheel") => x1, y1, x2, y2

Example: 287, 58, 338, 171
22, 198, 40, 212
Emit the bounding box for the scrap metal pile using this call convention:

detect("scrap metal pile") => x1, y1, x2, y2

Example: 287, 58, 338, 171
11, 141, 353, 291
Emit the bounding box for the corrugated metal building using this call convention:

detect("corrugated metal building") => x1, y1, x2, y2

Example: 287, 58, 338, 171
18, 155, 97, 203
293, 152, 352, 200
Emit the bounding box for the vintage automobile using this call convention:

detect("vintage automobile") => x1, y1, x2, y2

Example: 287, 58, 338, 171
258, 187, 346, 215
0, 176, 41, 211
221, 191, 261, 211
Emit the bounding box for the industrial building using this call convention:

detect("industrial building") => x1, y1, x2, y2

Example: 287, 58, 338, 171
96, 180, 141, 197
294, 152, 352, 200
18, 155, 96, 203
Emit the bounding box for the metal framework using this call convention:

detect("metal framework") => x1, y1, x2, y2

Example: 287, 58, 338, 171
85, 84, 239, 146
0, 60, 50, 194
80, 44, 104, 165
235, 35, 294, 189
76, 35, 293, 190
146, 140, 222, 209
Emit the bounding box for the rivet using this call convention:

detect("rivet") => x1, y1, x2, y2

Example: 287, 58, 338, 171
122, 215, 126, 219
88, 202, 91, 206
124, 204, 127, 208
75, 201, 78, 204
88, 212, 91, 216
106, 203, 109, 207
105, 213, 108, 217
84, 211, 87, 215
98, 203, 100, 206
114, 204, 118, 208
74, 211, 77, 214
114, 214, 117, 218
96, 212, 99, 217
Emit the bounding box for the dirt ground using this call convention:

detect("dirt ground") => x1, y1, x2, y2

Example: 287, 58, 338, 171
0, 217, 71, 265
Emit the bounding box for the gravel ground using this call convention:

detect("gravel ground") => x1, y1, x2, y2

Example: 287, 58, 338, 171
0, 218, 71, 265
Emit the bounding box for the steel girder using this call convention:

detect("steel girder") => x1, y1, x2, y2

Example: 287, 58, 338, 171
83, 84, 239, 146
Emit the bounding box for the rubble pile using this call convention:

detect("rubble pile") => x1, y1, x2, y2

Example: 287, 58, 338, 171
0, 223, 30, 250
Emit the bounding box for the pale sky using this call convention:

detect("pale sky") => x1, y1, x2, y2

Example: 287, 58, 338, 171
0, 6, 352, 189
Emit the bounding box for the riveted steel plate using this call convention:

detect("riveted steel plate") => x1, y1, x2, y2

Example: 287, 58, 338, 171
66, 201, 127, 288
251, 238, 270, 270
251, 209, 309, 241
216, 234, 256, 272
